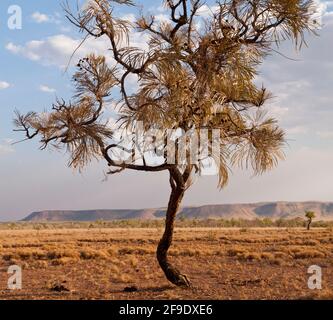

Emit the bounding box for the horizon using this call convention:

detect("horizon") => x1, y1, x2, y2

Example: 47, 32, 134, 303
24, 199, 333, 212
10, 199, 333, 222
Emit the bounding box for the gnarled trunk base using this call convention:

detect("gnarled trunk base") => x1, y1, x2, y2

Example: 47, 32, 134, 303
156, 170, 191, 287
157, 242, 191, 287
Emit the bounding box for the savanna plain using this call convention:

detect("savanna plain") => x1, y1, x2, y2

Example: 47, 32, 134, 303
0, 224, 332, 300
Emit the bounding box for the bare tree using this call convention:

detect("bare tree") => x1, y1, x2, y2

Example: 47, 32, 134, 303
14, 0, 318, 287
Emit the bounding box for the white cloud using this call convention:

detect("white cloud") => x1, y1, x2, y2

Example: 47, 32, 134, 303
154, 13, 170, 23
197, 4, 219, 16
6, 35, 87, 67
0, 81, 10, 90
31, 11, 63, 26
39, 85, 56, 93
6, 42, 40, 61
257, 2, 333, 144
31, 12, 50, 23
5, 42, 20, 54
5, 26, 149, 69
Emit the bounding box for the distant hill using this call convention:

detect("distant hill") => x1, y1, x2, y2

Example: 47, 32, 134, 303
22, 202, 333, 222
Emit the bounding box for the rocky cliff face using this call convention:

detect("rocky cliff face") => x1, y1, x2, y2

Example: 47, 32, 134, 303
22, 201, 333, 221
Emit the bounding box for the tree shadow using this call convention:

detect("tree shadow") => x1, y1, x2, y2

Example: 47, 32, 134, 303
110, 285, 174, 294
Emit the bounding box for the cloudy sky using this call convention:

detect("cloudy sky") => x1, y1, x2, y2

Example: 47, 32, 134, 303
0, 0, 333, 221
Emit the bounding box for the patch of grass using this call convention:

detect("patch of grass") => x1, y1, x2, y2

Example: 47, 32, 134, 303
51, 257, 75, 266
79, 249, 108, 260
227, 248, 247, 257
293, 249, 326, 259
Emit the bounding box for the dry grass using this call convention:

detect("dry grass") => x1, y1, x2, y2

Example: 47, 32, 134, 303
0, 227, 332, 300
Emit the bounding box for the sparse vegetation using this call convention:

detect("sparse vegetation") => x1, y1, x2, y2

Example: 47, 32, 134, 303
1, 218, 332, 231
0, 226, 332, 300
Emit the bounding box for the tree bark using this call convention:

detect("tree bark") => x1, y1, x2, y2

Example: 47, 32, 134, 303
156, 171, 191, 287
307, 218, 312, 230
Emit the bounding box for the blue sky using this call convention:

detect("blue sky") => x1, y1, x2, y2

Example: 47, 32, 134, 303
0, 1, 333, 220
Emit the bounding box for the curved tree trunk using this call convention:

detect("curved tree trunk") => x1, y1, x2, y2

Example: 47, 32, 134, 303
307, 218, 312, 230
156, 171, 191, 287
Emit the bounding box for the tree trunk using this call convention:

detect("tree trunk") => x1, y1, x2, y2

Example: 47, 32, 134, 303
156, 176, 191, 287
307, 218, 312, 230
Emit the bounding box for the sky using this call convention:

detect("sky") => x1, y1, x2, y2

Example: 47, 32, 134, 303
0, 0, 333, 221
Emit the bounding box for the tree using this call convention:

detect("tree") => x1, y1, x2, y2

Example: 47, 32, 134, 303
14, 0, 318, 287
305, 211, 316, 230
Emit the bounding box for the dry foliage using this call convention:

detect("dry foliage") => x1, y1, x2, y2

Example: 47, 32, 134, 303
14, 0, 319, 185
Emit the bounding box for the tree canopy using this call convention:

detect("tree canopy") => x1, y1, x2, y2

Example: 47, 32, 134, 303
14, 0, 318, 186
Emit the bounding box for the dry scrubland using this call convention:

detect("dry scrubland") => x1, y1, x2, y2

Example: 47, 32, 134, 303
0, 226, 333, 300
